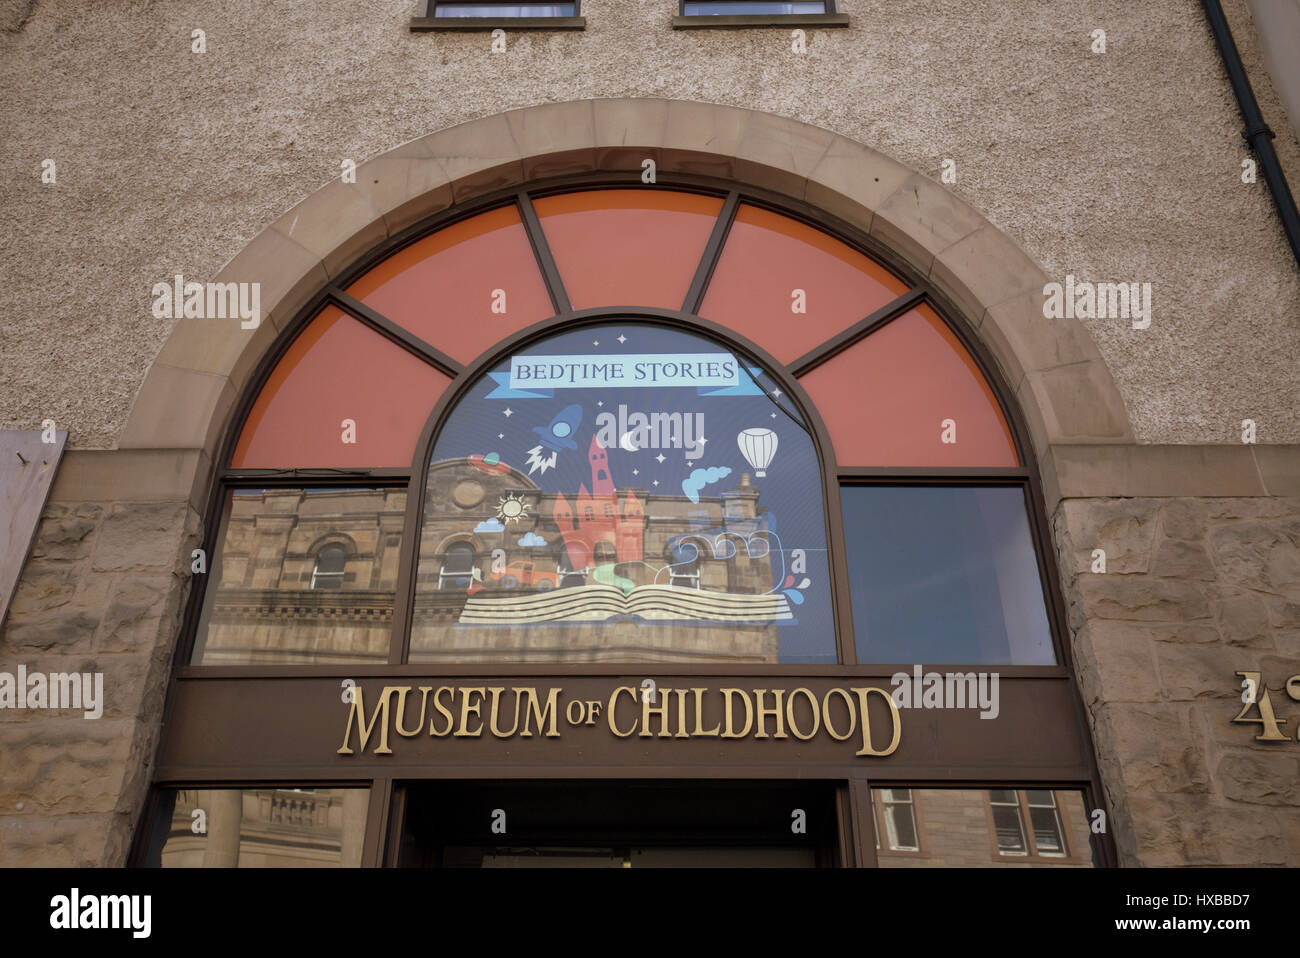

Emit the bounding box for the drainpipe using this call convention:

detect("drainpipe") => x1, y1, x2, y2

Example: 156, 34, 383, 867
1200, 0, 1300, 269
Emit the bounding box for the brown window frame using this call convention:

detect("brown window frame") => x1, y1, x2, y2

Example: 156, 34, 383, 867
984, 788, 1085, 864
673, 0, 849, 29
410, 0, 586, 31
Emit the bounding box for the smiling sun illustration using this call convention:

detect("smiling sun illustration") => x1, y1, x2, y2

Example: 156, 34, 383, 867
495, 492, 529, 524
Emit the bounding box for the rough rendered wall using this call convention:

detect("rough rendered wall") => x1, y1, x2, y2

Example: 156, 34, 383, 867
1054, 497, 1300, 866
0, 0, 1298, 450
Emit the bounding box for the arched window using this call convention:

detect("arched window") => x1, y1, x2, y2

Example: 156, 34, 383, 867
310, 543, 348, 590
155, 182, 1107, 869
437, 542, 477, 591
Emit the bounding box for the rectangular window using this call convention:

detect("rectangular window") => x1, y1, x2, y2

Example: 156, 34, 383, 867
872, 788, 1092, 867
873, 788, 919, 852
684, 1, 828, 13
191, 486, 406, 666
434, 2, 576, 15
143, 787, 371, 867
840, 484, 1057, 665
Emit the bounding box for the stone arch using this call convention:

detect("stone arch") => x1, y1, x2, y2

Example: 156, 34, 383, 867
124, 98, 1132, 503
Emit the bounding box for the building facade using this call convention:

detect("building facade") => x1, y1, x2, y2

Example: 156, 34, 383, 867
1, 0, 1298, 868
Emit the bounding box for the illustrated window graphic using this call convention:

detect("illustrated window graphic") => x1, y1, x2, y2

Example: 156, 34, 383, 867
410, 322, 833, 664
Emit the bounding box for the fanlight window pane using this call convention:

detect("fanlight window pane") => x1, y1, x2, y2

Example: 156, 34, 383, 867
798, 305, 1018, 467
684, 2, 827, 13
700, 204, 907, 363
231, 307, 450, 469
191, 487, 406, 665
841, 485, 1055, 665
344, 205, 554, 365
146, 788, 370, 867
409, 321, 834, 664
533, 190, 724, 311
435, 3, 576, 15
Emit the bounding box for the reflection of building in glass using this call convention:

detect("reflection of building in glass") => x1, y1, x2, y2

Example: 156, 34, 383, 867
193, 488, 407, 665
158, 788, 369, 868
873, 788, 1094, 868
411, 455, 782, 664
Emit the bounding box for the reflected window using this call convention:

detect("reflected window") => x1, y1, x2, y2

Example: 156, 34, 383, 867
841, 485, 1055, 665
409, 321, 834, 665
144, 787, 370, 868
438, 542, 477, 591
873, 788, 919, 852
191, 487, 407, 665
873, 788, 1091, 867
311, 544, 348, 590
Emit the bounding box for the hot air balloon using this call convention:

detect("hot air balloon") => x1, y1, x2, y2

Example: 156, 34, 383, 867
736, 428, 778, 477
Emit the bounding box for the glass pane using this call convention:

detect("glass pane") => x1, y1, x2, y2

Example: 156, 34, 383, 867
344, 205, 554, 365
684, 2, 827, 12
1030, 805, 1065, 855
147, 788, 370, 867
988, 789, 1018, 805
534, 190, 724, 311
993, 803, 1027, 853
191, 487, 406, 665
700, 204, 907, 363
798, 305, 1018, 467
409, 321, 835, 664
873, 788, 1093, 867
231, 306, 451, 468
884, 803, 919, 851
1025, 788, 1057, 807
436, 3, 576, 15
841, 485, 1055, 665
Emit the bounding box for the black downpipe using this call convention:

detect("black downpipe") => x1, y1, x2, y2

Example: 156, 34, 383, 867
1201, 0, 1300, 269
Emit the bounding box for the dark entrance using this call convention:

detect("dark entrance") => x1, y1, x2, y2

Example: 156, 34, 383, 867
393, 780, 839, 867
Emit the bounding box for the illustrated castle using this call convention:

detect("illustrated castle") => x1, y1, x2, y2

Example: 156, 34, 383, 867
551, 436, 645, 570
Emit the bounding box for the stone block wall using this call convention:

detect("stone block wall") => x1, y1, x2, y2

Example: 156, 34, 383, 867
1054, 496, 1300, 866
0, 497, 198, 865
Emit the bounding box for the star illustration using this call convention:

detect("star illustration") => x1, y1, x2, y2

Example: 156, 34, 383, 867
497, 433, 504, 439
652, 480, 659, 487
772, 389, 782, 398
655, 453, 666, 464
593, 340, 599, 347
617, 334, 627, 344
697, 437, 708, 447
503, 408, 513, 418
770, 412, 777, 418
632, 468, 639, 476
597, 400, 604, 407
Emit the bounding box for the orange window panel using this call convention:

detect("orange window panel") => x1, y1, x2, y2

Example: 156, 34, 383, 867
799, 305, 1019, 467
533, 190, 724, 311
232, 306, 451, 469
700, 204, 909, 362
344, 205, 553, 364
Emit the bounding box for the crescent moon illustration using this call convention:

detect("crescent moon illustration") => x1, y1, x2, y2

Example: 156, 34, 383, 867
619, 432, 639, 452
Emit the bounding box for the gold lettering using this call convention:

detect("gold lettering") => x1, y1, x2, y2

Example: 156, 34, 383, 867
395, 686, 432, 737
641, 685, 673, 737
430, 686, 455, 737
753, 689, 788, 739
337, 685, 403, 755
851, 687, 902, 757
1232, 671, 1288, 741
691, 687, 719, 736
822, 687, 857, 741
455, 687, 486, 737
487, 687, 520, 737
1287, 674, 1300, 702
518, 686, 561, 738
671, 688, 690, 739
721, 688, 753, 738
785, 687, 820, 741
608, 686, 638, 737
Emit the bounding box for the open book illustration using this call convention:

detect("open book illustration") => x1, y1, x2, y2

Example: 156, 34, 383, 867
458, 583, 793, 625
